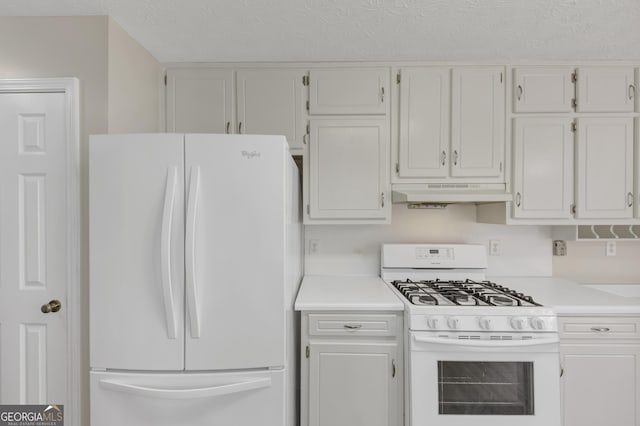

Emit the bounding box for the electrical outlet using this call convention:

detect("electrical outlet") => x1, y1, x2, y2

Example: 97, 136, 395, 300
553, 240, 567, 256
606, 241, 616, 257
489, 240, 501, 256
309, 239, 319, 254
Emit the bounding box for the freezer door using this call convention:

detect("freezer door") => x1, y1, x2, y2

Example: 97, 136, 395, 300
184, 134, 287, 370
90, 369, 285, 426
90, 134, 185, 370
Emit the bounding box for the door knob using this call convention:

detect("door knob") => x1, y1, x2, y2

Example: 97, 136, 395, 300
41, 299, 62, 314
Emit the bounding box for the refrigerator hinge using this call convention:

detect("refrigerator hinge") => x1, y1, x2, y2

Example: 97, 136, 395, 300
396, 71, 401, 84
305, 345, 310, 358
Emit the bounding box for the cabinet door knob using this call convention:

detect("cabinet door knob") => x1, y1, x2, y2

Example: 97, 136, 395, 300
517, 85, 523, 101
238, 122, 243, 134
629, 84, 636, 100
392, 359, 396, 378
453, 150, 458, 166
515, 192, 522, 207
343, 324, 362, 330
225, 121, 230, 134
628, 192, 634, 207
441, 150, 446, 166
380, 87, 385, 103
590, 327, 611, 332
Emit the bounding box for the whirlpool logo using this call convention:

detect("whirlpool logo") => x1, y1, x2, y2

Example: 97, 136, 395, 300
241, 150, 261, 159
0, 404, 63, 426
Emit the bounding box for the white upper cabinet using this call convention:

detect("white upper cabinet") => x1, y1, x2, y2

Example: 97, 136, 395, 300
575, 117, 634, 219
397, 68, 450, 178
166, 67, 305, 150
576, 67, 636, 112
513, 68, 574, 113
451, 67, 505, 177
306, 118, 389, 222
308, 68, 389, 115
166, 68, 234, 134
512, 117, 574, 219
236, 69, 305, 149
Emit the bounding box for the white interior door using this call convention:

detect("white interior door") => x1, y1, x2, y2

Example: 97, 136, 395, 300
0, 92, 69, 404
90, 134, 185, 370
184, 134, 287, 371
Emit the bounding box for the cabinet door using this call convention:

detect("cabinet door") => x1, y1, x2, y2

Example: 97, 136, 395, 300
166, 68, 234, 133
561, 344, 640, 426
398, 68, 450, 178
513, 68, 574, 112
575, 118, 634, 219
308, 68, 388, 115
576, 67, 636, 112
236, 69, 305, 149
308, 342, 399, 426
512, 118, 574, 219
307, 118, 389, 221
451, 67, 505, 177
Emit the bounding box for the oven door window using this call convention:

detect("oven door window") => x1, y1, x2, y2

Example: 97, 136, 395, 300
438, 361, 534, 415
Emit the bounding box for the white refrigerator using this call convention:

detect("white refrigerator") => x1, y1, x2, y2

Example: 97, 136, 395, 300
89, 133, 302, 426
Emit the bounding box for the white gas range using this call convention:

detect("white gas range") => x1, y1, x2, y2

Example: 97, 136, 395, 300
381, 243, 561, 426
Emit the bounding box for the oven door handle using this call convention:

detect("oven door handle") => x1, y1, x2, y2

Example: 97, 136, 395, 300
413, 335, 559, 348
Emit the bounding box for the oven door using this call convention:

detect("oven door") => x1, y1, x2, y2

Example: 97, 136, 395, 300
409, 333, 561, 426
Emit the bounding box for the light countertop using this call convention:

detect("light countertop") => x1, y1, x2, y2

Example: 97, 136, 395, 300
295, 275, 404, 311
490, 276, 640, 316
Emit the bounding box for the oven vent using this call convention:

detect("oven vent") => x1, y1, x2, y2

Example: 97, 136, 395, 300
457, 335, 482, 340
522, 335, 533, 340
490, 335, 513, 340
457, 336, 470, 340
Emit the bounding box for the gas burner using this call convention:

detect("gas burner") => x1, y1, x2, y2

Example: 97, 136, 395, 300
390, 279, 540, 307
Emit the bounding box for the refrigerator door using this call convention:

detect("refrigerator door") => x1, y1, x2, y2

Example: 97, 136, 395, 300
90, 369, 285, 426
184, 134, 287, 370
90, 134, 185, 370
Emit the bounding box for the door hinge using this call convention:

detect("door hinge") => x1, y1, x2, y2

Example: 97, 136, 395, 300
396, 72, 401, 84
302, 74, 310, 86
164, 75, 167, 86
571, 71, 577, 83
572, 98, 577, 109
570, 204, 576, 215
395, 163, 399, 174
571, 120, 577, 132
303, 122, 310, 144
305, 345, 310, 358
381, 192, 385, 208
306, 100, 310, 111
500, 72, 503, 83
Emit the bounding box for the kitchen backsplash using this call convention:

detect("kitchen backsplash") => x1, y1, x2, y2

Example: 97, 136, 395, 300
305, 204, 552, 277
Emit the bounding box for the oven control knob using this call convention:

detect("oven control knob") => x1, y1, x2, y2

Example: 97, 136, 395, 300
530, 317, 546, 330
425, 317, 439, 329
478, 317, 492, 330
446, 317, 460, 329
510, 317, 526, 330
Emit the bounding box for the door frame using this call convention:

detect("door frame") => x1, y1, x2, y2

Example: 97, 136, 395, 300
0, 78, 81, 426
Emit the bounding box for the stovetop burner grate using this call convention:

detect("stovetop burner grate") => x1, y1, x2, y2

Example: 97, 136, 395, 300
391, 279, 541, 307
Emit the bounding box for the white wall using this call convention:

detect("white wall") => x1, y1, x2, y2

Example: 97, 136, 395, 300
107, 18, 163, 133
0, 16, 162, 426
305, 204, 553, 277
553, 242, 640, 284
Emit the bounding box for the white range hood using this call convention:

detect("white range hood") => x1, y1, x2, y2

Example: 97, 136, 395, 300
391, 183, 512, 203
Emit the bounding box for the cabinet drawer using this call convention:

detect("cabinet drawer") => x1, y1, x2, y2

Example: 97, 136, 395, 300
308, 314, 398, 337
559, 317, 640, 340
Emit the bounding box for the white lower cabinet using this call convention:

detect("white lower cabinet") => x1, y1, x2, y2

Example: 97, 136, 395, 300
300, 313, 403, 426
559, 316, 640, 426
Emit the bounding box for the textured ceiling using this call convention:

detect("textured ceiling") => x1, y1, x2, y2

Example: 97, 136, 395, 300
1, 0, 640, 63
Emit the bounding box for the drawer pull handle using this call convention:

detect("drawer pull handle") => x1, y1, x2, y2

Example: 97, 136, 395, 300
590, 327, 611, 332
343, 324, 362, 330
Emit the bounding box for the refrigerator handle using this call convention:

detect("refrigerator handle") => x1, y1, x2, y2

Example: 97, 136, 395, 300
186, 166, 202, 338
99, 377, 272, 400
161, 167, 179, 339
